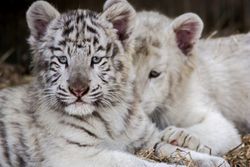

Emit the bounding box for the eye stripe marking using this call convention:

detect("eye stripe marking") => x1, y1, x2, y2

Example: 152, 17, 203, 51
49, 67, 57, 72
49, 47, 62, 52
49, 62, 60, 68
100, 61, 107, 66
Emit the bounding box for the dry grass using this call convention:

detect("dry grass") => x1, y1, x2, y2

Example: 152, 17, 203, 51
0, 63, 32, 89
225, 135, 250, 167
136, 136, 250, 167
136, 148, 197, 166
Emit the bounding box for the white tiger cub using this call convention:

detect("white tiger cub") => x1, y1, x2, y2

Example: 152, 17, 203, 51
133, 11, 244, 156
0, 0, 230, 167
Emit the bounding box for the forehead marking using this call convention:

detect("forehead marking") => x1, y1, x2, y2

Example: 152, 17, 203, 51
49, 10, 110, 59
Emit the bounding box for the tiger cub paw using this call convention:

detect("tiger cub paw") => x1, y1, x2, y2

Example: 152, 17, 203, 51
161, 126, 211, 154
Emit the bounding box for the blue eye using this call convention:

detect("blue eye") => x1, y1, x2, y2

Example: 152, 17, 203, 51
91, 56, 102, 64
58, 56, 68, 64
149, 70, 161, 79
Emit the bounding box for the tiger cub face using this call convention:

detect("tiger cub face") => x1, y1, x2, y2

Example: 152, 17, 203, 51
27, 0, 136, 116
133, 12, 203, 115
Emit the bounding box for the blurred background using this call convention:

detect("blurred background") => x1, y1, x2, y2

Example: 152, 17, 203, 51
1, 0, 250, 87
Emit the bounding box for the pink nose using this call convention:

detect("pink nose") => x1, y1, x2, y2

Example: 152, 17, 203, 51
68, 85, 89, 97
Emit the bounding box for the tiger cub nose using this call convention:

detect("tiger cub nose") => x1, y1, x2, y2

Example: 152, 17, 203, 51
68, 84, 90, 97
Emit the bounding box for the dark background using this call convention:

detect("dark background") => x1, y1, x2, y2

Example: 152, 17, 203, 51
1, 0, 250, 68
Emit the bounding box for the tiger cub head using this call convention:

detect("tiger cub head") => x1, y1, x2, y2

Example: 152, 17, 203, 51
133, 12, 203, 116
26, 0, 136, 116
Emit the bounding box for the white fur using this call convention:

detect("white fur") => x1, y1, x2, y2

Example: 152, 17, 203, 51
0, 2, 230, 167
133, 11, 244, 155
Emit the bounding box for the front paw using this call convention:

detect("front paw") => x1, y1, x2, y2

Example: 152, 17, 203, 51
154, 142, 229, 167
161, 126, 211, 154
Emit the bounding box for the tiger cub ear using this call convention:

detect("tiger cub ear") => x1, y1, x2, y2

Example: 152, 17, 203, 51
26, 1, 60, 40
170, 13, 203, 56
102, 0, 136, 44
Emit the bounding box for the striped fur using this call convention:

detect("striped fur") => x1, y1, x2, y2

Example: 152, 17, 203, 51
132, 11, 248, 155
0, 1, 174, 167
0, 1, 230, 167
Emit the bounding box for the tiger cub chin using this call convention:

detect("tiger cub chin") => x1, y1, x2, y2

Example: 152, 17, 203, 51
0, 0, 231, 167
133, 11, 247, 155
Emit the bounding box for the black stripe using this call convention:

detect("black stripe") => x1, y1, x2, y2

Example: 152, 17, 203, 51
0, 121, 12, 166
181, 134, 189, 147
97, 45, 105, 52
76, 32, 80, 39
196, 144, 200, 151
91, 85, 100, 93
16, 155, 25, 167
77, 13, 84, 24
49, 62, 60, 68
58, 40, 66, 46
98, 75, 108, 83
65, 139, 93, 147
166, 131, 176, 143
46, 73, 60, 83
57, 92, 68, 97
92, 111, 113, 139
124, 108, 134, 127
100, 61, 107, 67
67, 47, 71, 56
51, 56, 58, 60
106, 43, 112, 53
58, 85, 67, 93
65, 20, 71, 27
153, 142, 161, 151
63, 26, 74, 37
87, 25, 97, 34
49, 67, 57, 72
103, 67, 111, 72
13, 123, 28, 167
60, 121, 98, 139
51, 74, 61, 84
47, 73, 60, 83
93, 36, 99, 46
111, 44, 119, 58
88, 45, 91, 56
90, 92, 101, 97
49, 46, 62, 52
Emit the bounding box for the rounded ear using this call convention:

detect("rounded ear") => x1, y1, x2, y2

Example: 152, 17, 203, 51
171, 13, 203, 56
102, 0, 136, 44
26, 1, 60, 40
